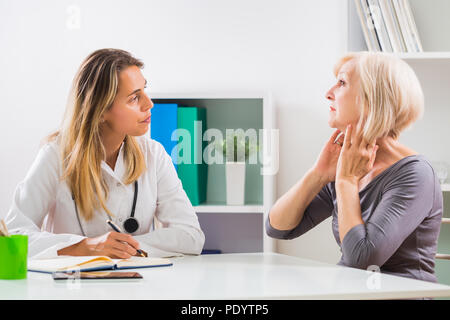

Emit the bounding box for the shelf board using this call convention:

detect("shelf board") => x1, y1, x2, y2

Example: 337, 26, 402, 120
442, 218, 450, 224
194, 203, 264, 214
394, 52, 450, 60
353, 52, 450, 60
151, 92, 268, 99
442, 184, 450, 192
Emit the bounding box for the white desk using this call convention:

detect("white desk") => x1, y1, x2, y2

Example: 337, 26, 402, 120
1, 253, 450, 300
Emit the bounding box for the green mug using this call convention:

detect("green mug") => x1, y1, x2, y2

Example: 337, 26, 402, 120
0, 235, 28, 279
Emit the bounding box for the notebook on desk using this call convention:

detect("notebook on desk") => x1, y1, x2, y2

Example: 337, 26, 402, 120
28, 256, 173, 274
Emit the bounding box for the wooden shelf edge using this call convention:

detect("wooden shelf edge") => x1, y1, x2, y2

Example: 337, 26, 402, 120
442, 218, 450, 224
441, 184, 450, 192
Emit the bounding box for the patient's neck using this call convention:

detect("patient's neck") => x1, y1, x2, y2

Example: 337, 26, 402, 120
374, 136, 418, 168
358, 136, 417, 191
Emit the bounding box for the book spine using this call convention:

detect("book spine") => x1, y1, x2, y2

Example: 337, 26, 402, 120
367, 0, 393, 52
402, 0, 423, 52
360, 0, 382, 51
386, 0, 407, 52
392, 0, 415, 52
150, 103, 179, 170
378, 0, 402, 52
177, 107, 207, 206
354, 0, 374, 51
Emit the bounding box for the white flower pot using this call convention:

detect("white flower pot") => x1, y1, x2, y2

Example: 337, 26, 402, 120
226, 162, 246, 205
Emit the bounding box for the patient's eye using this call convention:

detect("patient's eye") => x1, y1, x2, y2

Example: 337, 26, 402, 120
338, 79, 345, 86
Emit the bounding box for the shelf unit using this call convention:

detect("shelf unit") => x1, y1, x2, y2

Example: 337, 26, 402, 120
150, 92, 276, 254
346, 0, 450, 286
347, 0, 450, 54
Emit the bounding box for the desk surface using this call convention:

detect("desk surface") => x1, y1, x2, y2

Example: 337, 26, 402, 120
2, 253, 450, 300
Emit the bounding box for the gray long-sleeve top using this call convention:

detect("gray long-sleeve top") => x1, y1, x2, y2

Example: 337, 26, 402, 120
266, 155, 443, 283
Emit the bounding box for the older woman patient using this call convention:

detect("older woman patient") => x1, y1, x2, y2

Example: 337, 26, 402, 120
267, 51, 443, 283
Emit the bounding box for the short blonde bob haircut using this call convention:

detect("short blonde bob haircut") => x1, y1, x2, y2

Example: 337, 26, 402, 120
333, 51, 424, 143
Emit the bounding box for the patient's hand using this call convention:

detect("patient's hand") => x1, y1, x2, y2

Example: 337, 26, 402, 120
312, 129, 344, 184
336, 124, 378, 184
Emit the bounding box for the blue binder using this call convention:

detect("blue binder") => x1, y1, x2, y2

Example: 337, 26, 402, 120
150, 103, 179, 170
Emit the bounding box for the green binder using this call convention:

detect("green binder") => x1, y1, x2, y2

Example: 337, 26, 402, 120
177, 107, 207, 206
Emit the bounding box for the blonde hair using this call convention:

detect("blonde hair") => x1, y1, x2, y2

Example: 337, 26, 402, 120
43, 48, 147, 221
333, 51, 424, 142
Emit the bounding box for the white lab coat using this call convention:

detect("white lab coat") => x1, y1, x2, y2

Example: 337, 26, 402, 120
5, 135, 205, 259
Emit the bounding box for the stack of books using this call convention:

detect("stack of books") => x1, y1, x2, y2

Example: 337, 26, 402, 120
354, 0, 423, 52
150, 103, 207, 206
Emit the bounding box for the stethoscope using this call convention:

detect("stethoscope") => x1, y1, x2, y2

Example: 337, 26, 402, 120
73, 180, 140, 236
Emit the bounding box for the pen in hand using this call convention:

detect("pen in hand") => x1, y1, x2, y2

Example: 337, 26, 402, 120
106, 220, 147, 257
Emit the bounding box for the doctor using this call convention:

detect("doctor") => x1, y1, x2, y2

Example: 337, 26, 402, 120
5, 48, 205, 259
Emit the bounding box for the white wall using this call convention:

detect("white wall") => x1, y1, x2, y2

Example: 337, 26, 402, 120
0, 0, 346, 263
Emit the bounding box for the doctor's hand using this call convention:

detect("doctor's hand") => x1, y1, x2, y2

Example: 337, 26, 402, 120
58, 231, 141, 259
336, 124, 378, 184
311, 129, 345, 184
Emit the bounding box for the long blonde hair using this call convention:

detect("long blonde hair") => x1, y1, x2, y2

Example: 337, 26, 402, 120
44, 48, 147, 221
333, 51, 424, 143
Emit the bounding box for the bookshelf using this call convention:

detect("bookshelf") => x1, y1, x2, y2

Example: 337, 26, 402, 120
347, 0, 450, 289
347, 0, 450, 57
150, 92, 276, 254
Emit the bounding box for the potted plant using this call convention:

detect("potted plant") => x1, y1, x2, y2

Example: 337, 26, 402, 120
217, 131, 259, 205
